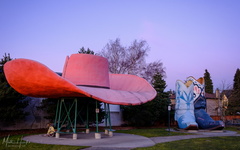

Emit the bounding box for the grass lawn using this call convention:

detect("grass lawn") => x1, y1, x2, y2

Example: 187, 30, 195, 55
1, 126, 240, 150
130, 126, 240, 150
133, 136, 240, 150
225, 126, 240, 134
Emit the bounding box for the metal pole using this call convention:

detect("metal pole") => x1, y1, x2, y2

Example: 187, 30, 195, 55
168, 105, 171, 134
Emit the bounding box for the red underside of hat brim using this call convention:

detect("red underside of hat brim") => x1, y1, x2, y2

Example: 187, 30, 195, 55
4, 59, 156, 105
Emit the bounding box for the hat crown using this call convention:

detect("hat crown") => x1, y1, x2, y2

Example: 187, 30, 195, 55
62, 54, 110, 88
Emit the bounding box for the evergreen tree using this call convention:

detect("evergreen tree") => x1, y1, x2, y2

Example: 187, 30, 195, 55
122, 73, 170, 126
204, 69, 213, 94
233, 68, 240, 91
227, 68, 240, 115
0, 53, 28, 125
78, 47, 95, 54
151, 73, 171, 125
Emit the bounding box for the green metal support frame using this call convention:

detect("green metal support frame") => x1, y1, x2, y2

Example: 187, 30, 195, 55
54, 98, 90, 135
54, 98, 113, 135
55, 98, 78, 134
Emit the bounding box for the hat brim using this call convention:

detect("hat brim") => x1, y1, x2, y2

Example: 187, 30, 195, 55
4, 59, 156, 105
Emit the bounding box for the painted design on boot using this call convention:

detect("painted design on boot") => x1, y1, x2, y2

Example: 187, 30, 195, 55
187, 76, 205, 100
187, 76, 224, 130
175, 80, 198, 129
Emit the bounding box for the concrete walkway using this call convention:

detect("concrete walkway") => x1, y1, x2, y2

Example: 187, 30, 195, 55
23, 130, 240, 150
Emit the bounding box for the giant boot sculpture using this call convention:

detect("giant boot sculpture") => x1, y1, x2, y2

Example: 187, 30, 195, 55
187, 76, 224, 130
175, 80, 198, 129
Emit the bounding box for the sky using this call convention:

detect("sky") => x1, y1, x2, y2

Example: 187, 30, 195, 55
1, 0, 239, 91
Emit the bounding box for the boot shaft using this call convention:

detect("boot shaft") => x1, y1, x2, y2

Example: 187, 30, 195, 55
187, 76, 206, 109
175, 80, 198, 129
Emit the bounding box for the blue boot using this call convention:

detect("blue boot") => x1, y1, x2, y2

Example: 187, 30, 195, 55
187, 76, 224, 130
175, 80, 198, 129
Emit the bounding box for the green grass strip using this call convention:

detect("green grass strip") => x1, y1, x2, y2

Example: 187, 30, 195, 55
134, 136, 240, 150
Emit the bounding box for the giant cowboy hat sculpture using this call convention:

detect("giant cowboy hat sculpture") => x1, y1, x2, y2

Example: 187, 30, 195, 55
4, 54, 156, 105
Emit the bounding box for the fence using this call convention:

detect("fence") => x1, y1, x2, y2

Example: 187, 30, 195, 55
211, 115, 240, 121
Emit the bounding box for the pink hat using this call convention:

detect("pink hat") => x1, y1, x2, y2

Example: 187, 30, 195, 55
4, 54, 156, 105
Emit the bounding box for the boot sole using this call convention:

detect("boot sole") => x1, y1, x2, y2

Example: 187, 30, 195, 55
184, 125, 198, 130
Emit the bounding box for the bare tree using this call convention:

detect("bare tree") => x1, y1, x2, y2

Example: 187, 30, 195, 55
218, 80, 232, 92
98, 38, 128, 74
97, 38, 165, 83
216, 80, 232, 120
141, 60, 165, 83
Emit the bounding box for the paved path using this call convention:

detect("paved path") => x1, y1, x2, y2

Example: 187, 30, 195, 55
23, 130, 240, 150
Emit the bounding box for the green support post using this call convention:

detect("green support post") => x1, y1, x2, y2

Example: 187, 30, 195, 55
96, 100, 99, 133
57, 98, 64, 133
103, 103, 112, 131
54, 99, 60, 128
86, 103, 89, 129
107, 103, 112, 131
74, 98, 77, 133
104, 103, 107, 128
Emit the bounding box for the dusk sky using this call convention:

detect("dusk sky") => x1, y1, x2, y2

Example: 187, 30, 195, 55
1, 0, 239, 91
